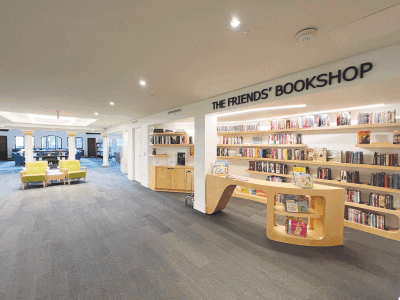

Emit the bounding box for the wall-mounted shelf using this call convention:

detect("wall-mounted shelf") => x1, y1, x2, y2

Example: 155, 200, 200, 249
150, 144, 194, 147
217, 156, 400, 171
245, 170, 292, 178
355, 143, 400, 148
217, 144, 307, 148
217, 123, 399, 135
149, 154, 168, 157
313, 178, 400, 194
345, 202, 400, 216
149, 132, 188, 136
344, 220, 399, 241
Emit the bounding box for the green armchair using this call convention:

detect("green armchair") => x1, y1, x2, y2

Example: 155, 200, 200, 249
59, 160, 87, 185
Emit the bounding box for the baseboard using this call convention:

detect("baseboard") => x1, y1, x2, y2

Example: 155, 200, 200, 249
193, 201, 206, 213
141, 180, 149, 188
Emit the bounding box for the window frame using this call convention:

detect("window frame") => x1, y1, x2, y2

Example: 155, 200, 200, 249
15, 136, 24, 149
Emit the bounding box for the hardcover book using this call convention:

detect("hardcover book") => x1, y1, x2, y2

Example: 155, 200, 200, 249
393, 130, 400, 144
312, 148, 327, 162
327, 150, 341, 163
357, 131, 371, 144
286, 217, 307, 238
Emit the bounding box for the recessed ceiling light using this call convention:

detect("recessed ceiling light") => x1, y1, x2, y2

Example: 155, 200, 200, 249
94, 112, 99, 115
0, 125, 3, 128
231, 18, 240, 28
109, 102, 114, 106
139, 80, 146, 86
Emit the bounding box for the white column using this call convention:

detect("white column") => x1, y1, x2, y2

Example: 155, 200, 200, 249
194, 115, 218, 213
121, 130, 129, 174
140, 125, 149, 187
22, 130, 34, 163
102, 133, 109, 168
127, 129, 135, 180
68, 132, 76, 160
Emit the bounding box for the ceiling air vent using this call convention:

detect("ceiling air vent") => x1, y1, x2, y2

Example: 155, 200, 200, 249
168, 108, 181, 114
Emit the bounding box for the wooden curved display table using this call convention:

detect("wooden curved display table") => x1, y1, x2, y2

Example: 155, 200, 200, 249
206, 174, 346, 246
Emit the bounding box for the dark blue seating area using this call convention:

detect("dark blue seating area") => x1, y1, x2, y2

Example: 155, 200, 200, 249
12, 152, 25, 166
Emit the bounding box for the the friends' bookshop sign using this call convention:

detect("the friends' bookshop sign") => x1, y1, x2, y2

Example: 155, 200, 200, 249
211, 62, 373, 110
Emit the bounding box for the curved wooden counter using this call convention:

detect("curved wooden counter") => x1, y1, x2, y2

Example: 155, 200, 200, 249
206, 174, 346, 246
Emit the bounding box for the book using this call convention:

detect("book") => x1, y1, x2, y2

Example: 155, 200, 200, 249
393, 130, 400, 144
357, 131, 371, 144
312, 148, 327, 162
284, 195, 309, 213
306, 148, 314, 161
327, 150, 341, 163
286, 217, 307, 238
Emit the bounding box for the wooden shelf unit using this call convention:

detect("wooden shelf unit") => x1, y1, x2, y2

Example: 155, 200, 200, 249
344, 220, 400, 241
217, 144, 307, 148
245, 170, 292, 178
149, 154, 168, 157
150, 144, 194, 147
217, 122, 400, 135
217, 156, 400, 171
345, 202, 400, 216
355, 143, 400, 148
232, 190, 267, 204
313, 178, 400, 194
149, 132, 188, 136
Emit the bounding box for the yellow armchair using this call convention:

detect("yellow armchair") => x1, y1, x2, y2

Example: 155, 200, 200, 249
20, 161, 48, 189
59, 160, 87, 185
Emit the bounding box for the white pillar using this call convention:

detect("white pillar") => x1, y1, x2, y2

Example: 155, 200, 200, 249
121, 130, 129, 174
127, 129, 135, 180
140, 125, 149, 187
194, 115, 218, 213
102, 133, 109, 168
22, 130, 34, 163
68, 132, 76, 160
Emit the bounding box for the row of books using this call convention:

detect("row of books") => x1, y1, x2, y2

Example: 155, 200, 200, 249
272, 149, 305, 160
152, 129, 186, 133
268, 134, 302, 145
346, 190, 361, 203
347, 208, 385, 230
341, 170, 360, 183
371, 173, 400, 189
369, 193, 394, 210
270, 114, 330, 130
219, 136, 244, 145
316, 167, 332, 180
336, 111, 351, 126
373, 152, 398, 166
286, 217, 308, 238
248, 161, 289, 174
357, 110, 396, 124
217, 124, 260, 132
266, 176, 286, 182
150, 135, 193, 145
236, 186, 267, 198
344, 151, 364, 164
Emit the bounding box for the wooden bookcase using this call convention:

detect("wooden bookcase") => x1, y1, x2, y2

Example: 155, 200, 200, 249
217, 121, 400, 241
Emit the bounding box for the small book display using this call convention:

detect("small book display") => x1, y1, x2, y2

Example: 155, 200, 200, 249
285, 217, 308, 238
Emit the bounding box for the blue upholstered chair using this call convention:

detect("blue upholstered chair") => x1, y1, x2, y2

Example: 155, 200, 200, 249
75, 150, 83, 160
14, 152, 25, 166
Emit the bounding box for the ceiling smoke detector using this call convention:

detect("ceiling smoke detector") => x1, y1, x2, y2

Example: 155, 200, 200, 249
295, 28, 318, 44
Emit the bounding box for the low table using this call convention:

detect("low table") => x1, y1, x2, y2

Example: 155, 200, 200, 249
46, 170, 66, 185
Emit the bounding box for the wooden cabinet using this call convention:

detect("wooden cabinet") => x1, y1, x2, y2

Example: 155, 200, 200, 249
149, 165, 194, 192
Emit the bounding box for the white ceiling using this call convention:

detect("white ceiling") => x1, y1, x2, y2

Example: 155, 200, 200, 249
1, 0, 400, 129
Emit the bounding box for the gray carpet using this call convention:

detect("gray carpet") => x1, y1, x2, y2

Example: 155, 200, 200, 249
0, 167, 399, 299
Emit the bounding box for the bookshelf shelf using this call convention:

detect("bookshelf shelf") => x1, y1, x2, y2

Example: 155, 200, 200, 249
274, 225, 322, 241
217, 122, 400, 136
274, 205, 322, 218
150, 144, 194, 147
344, 220, 400, 241
217, 144, 307, 148
313, 178, 400, 194
149, 154, 168, 157
345, 202, 400, 216
355, 143, 400, 148
245, 170, 292, 178
149, 132, 188, 136
217, 156, 400, 171
232, 190, 267, 204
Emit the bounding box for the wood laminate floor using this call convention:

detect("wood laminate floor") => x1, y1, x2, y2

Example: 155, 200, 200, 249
0, 167, 399, 299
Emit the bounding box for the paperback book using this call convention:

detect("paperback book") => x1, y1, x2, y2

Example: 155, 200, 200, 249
285, 217, 308, 238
